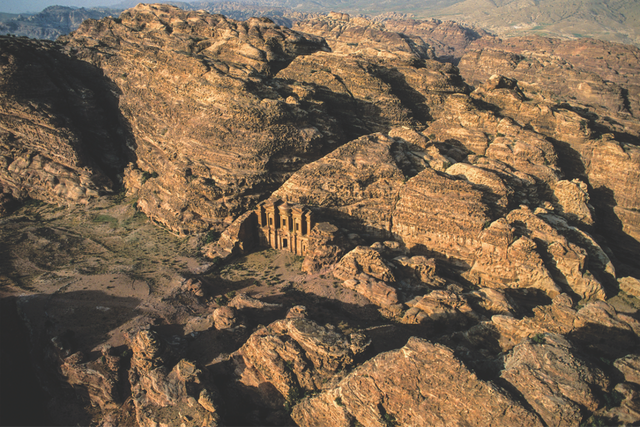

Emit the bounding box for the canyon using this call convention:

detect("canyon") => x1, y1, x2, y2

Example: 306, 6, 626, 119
1, 4, 640, 426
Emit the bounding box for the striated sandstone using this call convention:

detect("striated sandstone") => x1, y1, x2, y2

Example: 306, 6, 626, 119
274, 132, 410, 236
276, 50, 468, 136
236, 317, 368, 401
128, 329, 221, 426
482, 293, 576, 352
620, 277, 640, 299
301, 222, 351, 273
228, 292, 282, 310
59, 346, 121, 412
3, 6, 640, 427
466, 287, 517, 316
391, 167, 493, 266
203, 211, 257, 260
469, 218, 562, 297
501, 333, 609, 427
393, 255, 444, 287
552, 179, 594, 226
213, 306, 237, 330
402, 290, 477, 327
293, 14, 436, 62
381, 18, 490, 63
506, 206, 607, 300
587, 138, 640, 263
0, 37, 127, 208
456, 37, 640, 266
615, 354, 640, 386
486, 296, 639, 358
333, 246, 395, 283
571, 301, 639, 359
333, 246, 401, 311
292, 337, 543, 427
58, 4, 338, 234
459, 36, 640, 122
604, 382, 640, 426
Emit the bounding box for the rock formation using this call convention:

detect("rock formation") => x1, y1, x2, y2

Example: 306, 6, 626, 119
292, 337, 544, 427
1, 4, 640, 427
236, 315, 369, 404
60, 4, 337, 234
501, 333, 609, 427
127, 329, 221, 426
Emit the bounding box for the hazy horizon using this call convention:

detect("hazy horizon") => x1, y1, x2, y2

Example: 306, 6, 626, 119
0, 0, 124, 14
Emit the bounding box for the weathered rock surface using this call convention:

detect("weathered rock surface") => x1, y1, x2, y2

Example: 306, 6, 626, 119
292, 337, 543, 427
228, 292, 282, 311
293, 14, 436, 61
587, 138, 640, 264
615, 354, 640, 385
484, 296, 639, 358
128, 329, 221, 427
59, 346, 122, 413
603, 382, 640, 425
202, 211, 257, 260
620, 277, 640, 299
391, 167, 493, 266
3, 5, 640, 427
381, 18, 490, 63
459, 36, 640, 121
236, 317, 369, 402
0, 36, 128, 207
301, 222, 351, 273
58, 4, 338, 234
276, 51, 468, 138
402, 290, 477, 327
273, 133, 408, 236
458, 36, 640, 267
393, 254, 444, 287
506, 206, 607, 300
552, 179, 594, 226
333, 246, 401, 311
501, 333, 608, 427
333, 246, 395, 284
469, 218, 562, 297
466, 287, 516, 316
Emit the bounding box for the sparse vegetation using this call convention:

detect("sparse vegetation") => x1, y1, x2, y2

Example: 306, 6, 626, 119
531, 333, 546, 345
383, 412, 398, 427
202, 230, 219, 245
141, 171, 159, 184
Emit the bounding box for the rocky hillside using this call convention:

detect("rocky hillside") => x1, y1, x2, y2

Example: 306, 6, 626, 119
1, 4, 639, 427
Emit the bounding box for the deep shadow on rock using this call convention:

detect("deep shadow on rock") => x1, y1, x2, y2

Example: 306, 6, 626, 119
0, 36, 136, 208
3, 291, 142, 426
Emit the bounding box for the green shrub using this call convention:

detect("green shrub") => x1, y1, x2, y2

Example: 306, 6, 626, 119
383, 412, 398, 427
531, 333, 546, 345
92, 214, 118, 227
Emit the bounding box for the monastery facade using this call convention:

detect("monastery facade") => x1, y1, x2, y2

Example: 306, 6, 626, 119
255, 199, 314, 256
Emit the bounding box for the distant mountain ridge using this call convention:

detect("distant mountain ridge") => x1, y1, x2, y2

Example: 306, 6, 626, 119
0, 0, 638, 46
0, 5, 120, 40
432, 0, 640, 47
